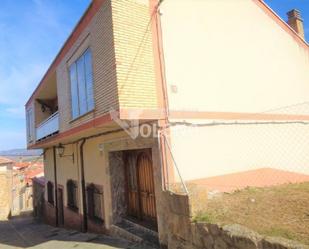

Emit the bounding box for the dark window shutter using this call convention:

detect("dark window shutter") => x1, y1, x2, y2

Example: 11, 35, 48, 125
87, 184, 95, 219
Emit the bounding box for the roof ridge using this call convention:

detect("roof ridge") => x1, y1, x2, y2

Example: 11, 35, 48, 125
254, 0, 308, 49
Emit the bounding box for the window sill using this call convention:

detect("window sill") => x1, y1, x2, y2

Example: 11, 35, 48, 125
69, 109, 94, 124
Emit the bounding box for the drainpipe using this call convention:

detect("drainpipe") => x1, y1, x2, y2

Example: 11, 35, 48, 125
52, 146, 59, 227
79, 139, 88, 232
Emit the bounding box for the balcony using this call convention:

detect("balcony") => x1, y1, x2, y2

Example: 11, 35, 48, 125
36, 111, 59, 141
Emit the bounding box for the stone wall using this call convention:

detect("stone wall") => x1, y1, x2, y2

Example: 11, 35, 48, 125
163, 191, 309, 249
109, 151, 127, 225
0, 165, 12, 220
32, 178, 45, 219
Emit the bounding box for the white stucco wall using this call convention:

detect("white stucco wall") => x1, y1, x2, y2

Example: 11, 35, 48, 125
160, 0, 309, 113
160, 0, 309, 181
167, 120, 309, 181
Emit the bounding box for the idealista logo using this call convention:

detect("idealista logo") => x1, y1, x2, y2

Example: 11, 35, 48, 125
109, 108, 158, 139
109, 108, 140, 139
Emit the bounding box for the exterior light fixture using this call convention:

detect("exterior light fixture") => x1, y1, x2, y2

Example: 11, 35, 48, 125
98, 144, 104, 156
57, 144, 65, 156
98, 144, 104, 152
57, 144, 74, 163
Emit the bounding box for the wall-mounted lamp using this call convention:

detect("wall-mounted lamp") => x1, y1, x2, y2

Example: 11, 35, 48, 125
98, 143, 104, 156
57, 144, 74, 163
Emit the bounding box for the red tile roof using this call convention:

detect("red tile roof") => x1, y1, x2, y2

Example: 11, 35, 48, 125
14, 162, 31, 169
0, 156, 13, 165
25, 168, 44, 184
190, 168, 309, 193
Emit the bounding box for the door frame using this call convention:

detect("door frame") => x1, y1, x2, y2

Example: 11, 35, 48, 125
124, 149, 157, 228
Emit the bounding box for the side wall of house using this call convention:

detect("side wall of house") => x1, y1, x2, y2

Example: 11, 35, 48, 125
111, 0, 160, 112
160, 0, 309, 113
159, 0, 309, 182
167, 121, 309, 181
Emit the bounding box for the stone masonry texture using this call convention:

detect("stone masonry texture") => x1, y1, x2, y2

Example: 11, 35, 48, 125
164, 191, 309, 249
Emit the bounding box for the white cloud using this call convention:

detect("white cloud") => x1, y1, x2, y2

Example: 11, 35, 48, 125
4, 107, 26, 119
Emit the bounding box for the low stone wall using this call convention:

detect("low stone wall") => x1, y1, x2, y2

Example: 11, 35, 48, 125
163, 191, 309, 249
32, 178, 45, 219
0, 165, 12, 220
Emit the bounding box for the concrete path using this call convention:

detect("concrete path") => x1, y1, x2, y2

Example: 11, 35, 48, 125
0, 217, 156, 249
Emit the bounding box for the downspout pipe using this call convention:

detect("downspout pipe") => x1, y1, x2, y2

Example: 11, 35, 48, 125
79, 139, 88, 232
52, 146, 59, 227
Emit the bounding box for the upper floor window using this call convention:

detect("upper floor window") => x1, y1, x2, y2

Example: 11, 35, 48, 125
26, 108, 34, 142
47, 181, 54, 205
69, 48, 95, 119
67, 180, 78, 211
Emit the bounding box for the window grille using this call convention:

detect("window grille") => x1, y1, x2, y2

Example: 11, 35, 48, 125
86, 183, 104, 223
67, 180, 78, 211
47, 181, 54, 205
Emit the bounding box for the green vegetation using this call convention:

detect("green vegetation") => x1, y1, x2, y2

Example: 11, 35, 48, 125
192, 212, 216, 224
193, 182, 309, 245
264, 227, 297, 241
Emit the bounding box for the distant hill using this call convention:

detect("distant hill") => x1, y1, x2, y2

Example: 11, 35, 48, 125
0, 149, 42, 157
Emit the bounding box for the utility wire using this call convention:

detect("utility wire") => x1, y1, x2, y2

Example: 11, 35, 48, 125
166, 120, 309, 129
117, 0, 161, 96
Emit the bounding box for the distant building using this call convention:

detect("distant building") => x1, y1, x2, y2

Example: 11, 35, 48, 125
11, 161, 44, 215
0, 157, 13, 220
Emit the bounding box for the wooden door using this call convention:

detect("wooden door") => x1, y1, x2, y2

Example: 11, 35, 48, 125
125, 151, 139, 219
125, 150, 157, 224
57, 188, 64, 226
137, 152, 157, 222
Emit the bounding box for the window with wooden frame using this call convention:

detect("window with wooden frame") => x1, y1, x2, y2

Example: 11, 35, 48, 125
86, 184, 104, 223
67, 180, 78, 211
47, 181, 54, 205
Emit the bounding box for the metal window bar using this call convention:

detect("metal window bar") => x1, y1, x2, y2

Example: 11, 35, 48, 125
67, 180, 78, 210
47, 182, 54, 204
86, 184, 103, 222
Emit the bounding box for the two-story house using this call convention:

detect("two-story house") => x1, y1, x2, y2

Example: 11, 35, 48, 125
26, 0, 309, 247
25, 0, 166, 240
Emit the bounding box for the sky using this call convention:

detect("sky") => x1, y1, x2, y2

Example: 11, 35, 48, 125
0, 0, 91, 151
0, 0, 308, 151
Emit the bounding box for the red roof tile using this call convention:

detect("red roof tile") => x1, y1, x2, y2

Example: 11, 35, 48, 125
190, 168, 309, 193
14, 162, 31, 169
0, 156, 13, 165
25, 168, 44, 184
